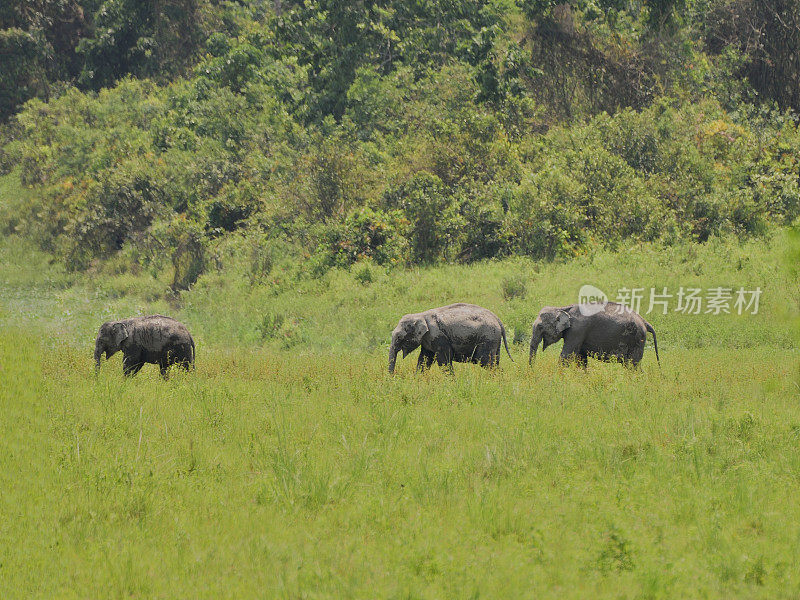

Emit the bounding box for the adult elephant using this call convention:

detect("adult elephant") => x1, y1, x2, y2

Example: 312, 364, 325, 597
388, 303, 513, 374
529, 302, 659, 368
94, 315, 195, 377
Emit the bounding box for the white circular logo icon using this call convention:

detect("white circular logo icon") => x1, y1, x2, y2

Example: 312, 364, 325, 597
578, 284, 608, 315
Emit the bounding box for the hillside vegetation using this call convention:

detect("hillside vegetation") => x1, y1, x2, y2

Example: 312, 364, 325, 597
1, 1, 800, 286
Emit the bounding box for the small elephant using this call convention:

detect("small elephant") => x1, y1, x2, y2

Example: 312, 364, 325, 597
529, 302, 659, 368
388, 303, 513, 374
94, 315, 195, 377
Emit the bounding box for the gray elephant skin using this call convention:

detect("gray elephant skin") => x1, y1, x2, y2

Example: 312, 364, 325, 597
529, 302, 659, 367
388, 303, 514, 374
94, 315, 195, 377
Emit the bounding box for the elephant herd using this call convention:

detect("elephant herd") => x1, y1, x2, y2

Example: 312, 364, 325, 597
388, 302, 658, 373
94, 302, 659, 378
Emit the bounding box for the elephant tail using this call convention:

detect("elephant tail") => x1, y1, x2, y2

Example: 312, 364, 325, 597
644, 321, 660, 366
501, 325, 514, 362
190, 336, 196, 369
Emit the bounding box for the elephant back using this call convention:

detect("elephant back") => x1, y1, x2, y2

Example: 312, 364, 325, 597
129, 315, 192, 351
433, 304, 502, 338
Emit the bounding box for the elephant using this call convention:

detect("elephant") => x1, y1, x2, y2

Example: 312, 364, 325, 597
388, 303, 513, 374
94, 315, 195, 377
529, 302, 659, 368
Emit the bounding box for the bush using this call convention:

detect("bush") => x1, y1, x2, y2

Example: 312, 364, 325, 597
600, 108, 661, 173
76, 0, 209, 90
506, 170, 587, 259
256, 311, 285, 341
319, 208, 408, 268
204, 182, 262, 233
60, 162, 167, 270
345, 67, 411, 141
248, 239, 274, 284
501, 275, 527, 300
4, 30, 800, 280
384, 172, 462, 264
455, 188, 511, 262
726, 188, 768, 236
144, 217, 208, 291
291, 127, 367, 223
0, 28, 45, 120
354, 263, 374, 285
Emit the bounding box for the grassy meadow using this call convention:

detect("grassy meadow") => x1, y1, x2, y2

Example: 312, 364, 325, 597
0, 231, 798, 598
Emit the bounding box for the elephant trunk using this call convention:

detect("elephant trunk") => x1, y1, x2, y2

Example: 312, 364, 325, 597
529, 324, 542, 365
93, 339, 103, 372
388, 339, 399, 374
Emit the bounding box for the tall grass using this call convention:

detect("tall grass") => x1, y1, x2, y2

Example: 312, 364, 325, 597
0, 230, 794, 356
0, 229, 797, 597
0, 335, 797, 597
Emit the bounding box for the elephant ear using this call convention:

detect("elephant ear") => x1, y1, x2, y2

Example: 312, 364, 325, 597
541, 310, 571, 338
406, 317, 428, 346
554, 310, 571, 334
111, 322, 129, 346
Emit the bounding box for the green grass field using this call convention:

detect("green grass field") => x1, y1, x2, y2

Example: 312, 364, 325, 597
1, 232, 798, 598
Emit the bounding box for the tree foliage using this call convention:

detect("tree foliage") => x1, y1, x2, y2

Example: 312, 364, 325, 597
706, 0, 800, 111
1, 0, 800, 285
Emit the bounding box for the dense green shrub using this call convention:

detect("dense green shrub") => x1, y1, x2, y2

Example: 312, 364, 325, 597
454, 188, 511, 262
2, 0, 800, 280
0, 28, 44, 121
345, 67, 411, 141
501, 274, 527, 300
61, 162, 168, 270
144, 216, 208, 291
384, 173, 463, 264
320, 208, 408, 268
272, 0, 503, 121
204, 182, 262, 233
76, 0, 212, 90
4, 83, 800, 275
295, 129, 367, 223
506, 171, 588, 259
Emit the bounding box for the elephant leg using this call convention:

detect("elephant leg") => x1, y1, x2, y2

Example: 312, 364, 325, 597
174, 344, 192, 371
417, 348, 435, 372
185, 343, 195, 370
559, 349, 581, 366
159, 353, 175, 379
476, 342, 496, 368
434, 343, 454, 373
560, 335, 586, 367
629, 342, 644, 367
122, 354, 144, 377
626, 352, 643, 369
559, 349, 588, 367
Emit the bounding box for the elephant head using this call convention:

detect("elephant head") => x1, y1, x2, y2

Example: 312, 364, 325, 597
94, 321, 129, 371
388, 314, 430, 374
529, 308, 570, 364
